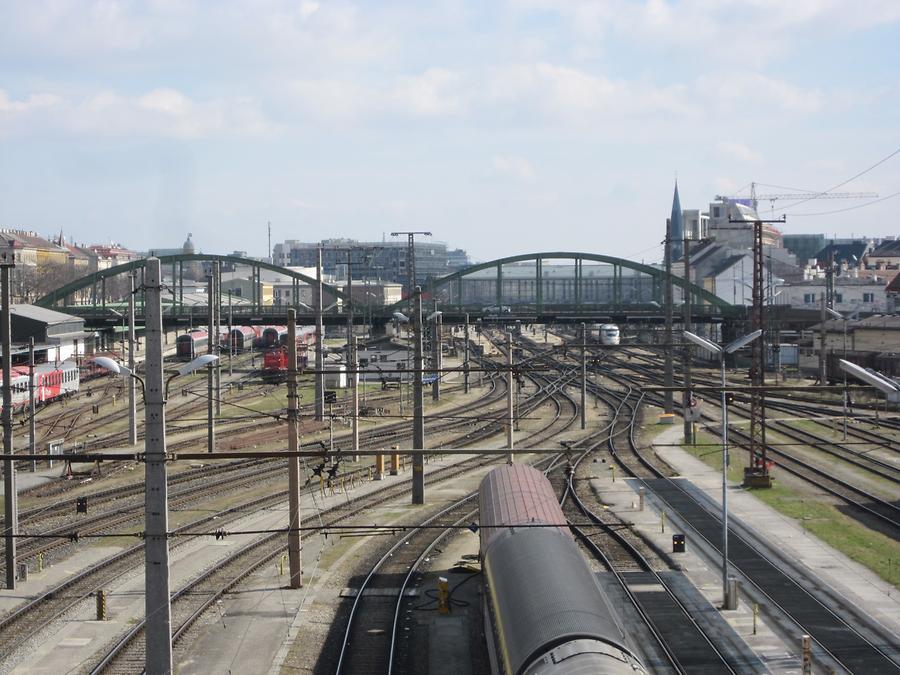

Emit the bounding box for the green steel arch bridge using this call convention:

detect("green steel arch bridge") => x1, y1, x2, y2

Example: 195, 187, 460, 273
35, 251, 741, 329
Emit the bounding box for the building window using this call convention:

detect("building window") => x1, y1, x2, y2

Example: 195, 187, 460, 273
803, 293, 816, 304
834, 293, 843, 303
713, 207, 721, 218
863, 292, 874, 303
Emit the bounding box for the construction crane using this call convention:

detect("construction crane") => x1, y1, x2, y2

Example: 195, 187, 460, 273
717, 182, 878, 212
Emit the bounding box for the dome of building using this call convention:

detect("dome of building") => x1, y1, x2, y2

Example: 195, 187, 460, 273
182, 233, 195, 254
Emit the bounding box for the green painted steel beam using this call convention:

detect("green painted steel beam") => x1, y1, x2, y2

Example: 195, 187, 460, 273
35, 253, 347, 307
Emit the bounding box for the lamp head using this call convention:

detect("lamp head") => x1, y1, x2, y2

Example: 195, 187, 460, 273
724, 329, 762, 354
683, 331, 721, 354
91, 356, 122, 375
177, 354, 219, 377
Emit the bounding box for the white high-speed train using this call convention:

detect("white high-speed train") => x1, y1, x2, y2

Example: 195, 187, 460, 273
600, 323, 620, 346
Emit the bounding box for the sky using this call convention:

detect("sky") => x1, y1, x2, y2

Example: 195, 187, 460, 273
0, 1, 898, 265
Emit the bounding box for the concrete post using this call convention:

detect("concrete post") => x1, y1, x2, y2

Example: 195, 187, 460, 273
412, 287, 425, 504
143, 257, 173, 674
214, 261, 221, 417
2, 262, 17, 589
683, 239, 693, 444
315, 246, 325, 422
432, 313, 441, 401
664, 219, 674, 413
581, 323, 587, 430
286, 310, 303, 587
351, 336, 359, 462
28, 338, 35, 472
507, 332, 514, 459
463, 313, 470, 394
819, 292, 828, 385
128, 272, 137, 445
207, 273, 215, 454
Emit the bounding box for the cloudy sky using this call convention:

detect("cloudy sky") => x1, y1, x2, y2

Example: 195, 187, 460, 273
1, 1, 898, 264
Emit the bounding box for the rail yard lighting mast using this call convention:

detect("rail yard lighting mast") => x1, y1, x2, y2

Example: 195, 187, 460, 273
683, 328, 761, 609
91, 257, 219, 674
825, 308, 850, 439
2, 245, 16, 589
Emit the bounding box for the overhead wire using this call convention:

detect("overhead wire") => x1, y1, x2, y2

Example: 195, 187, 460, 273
786, 189, 900, 217
780, 145, 900, 212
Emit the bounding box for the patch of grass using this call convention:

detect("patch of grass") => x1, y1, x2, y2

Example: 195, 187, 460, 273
753, 483, 900, 588
682, 431, 900, 589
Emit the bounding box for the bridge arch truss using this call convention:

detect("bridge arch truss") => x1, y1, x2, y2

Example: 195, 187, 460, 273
423, 251, 732, 315
35, 253, 346, 316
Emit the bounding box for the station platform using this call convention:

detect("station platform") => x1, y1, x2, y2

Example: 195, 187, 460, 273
589, 424, 900, 673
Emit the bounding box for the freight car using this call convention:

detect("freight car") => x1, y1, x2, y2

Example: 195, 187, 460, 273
176, 330, 209, 360
479, 464, 646, 675
3, 360, 80, 411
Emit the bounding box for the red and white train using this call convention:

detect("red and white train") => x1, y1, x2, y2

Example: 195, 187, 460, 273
2, 361, 80, 411
261, 325, 316, 381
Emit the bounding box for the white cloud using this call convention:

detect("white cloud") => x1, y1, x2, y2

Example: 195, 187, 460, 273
0, 88, 273, 140
393, 69, 468, 117
492, 155, 536, 182
697, 73, 823, 114
717, 141, 762, 163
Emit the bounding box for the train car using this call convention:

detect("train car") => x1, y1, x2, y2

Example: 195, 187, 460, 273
280, 324, 317, 348
176, 330, 209, 360
229, 326, 257, 353
600, 323, 621, 346
3, 360, 80, 411
479, 464, 646, 675
262, 326, 288, 348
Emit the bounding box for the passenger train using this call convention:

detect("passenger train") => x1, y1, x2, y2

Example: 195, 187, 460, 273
2, 361, 80, 411
600, 323, 621, 346
479, 464, 646, 675
176, 330, 209, 360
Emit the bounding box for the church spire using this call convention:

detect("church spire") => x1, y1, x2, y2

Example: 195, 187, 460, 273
670, 182, 684, 261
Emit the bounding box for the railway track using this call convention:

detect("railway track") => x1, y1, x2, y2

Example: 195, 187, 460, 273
586, 351, 900, 674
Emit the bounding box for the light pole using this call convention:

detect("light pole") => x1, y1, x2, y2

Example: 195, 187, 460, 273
91, 343, 218, 675
825, 307, 849, 439
2, 246, 16, 589
411, 287, 425, 504
683, 328, 761, 609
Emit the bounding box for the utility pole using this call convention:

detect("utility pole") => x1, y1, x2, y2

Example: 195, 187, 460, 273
581, 323, 590, 428
268, 221, 272, 264
144, 257, 173, 674
207, 272, 215, 454
819, 293, 828, 386
351, 336, 359, 462
214, 261, 221, 417
390, 231, 432, 310
2, 248, 17, 589
507, 332, 515, 459
28, 339, 35, 472
314, 246, 325, 422
431, 312, 441, 401
286, 309, 302, 587
682, 239, 693, 444
228, 290, 233, 377
731, 216, 784, 487
411, 287, 425, 505
663, 221, 674, 414
128, 271, 137, 445
463, 314, 470, 394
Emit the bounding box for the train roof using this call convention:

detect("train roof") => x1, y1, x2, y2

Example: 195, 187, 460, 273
484, 528, 634, 675
479, 463, 569, 554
